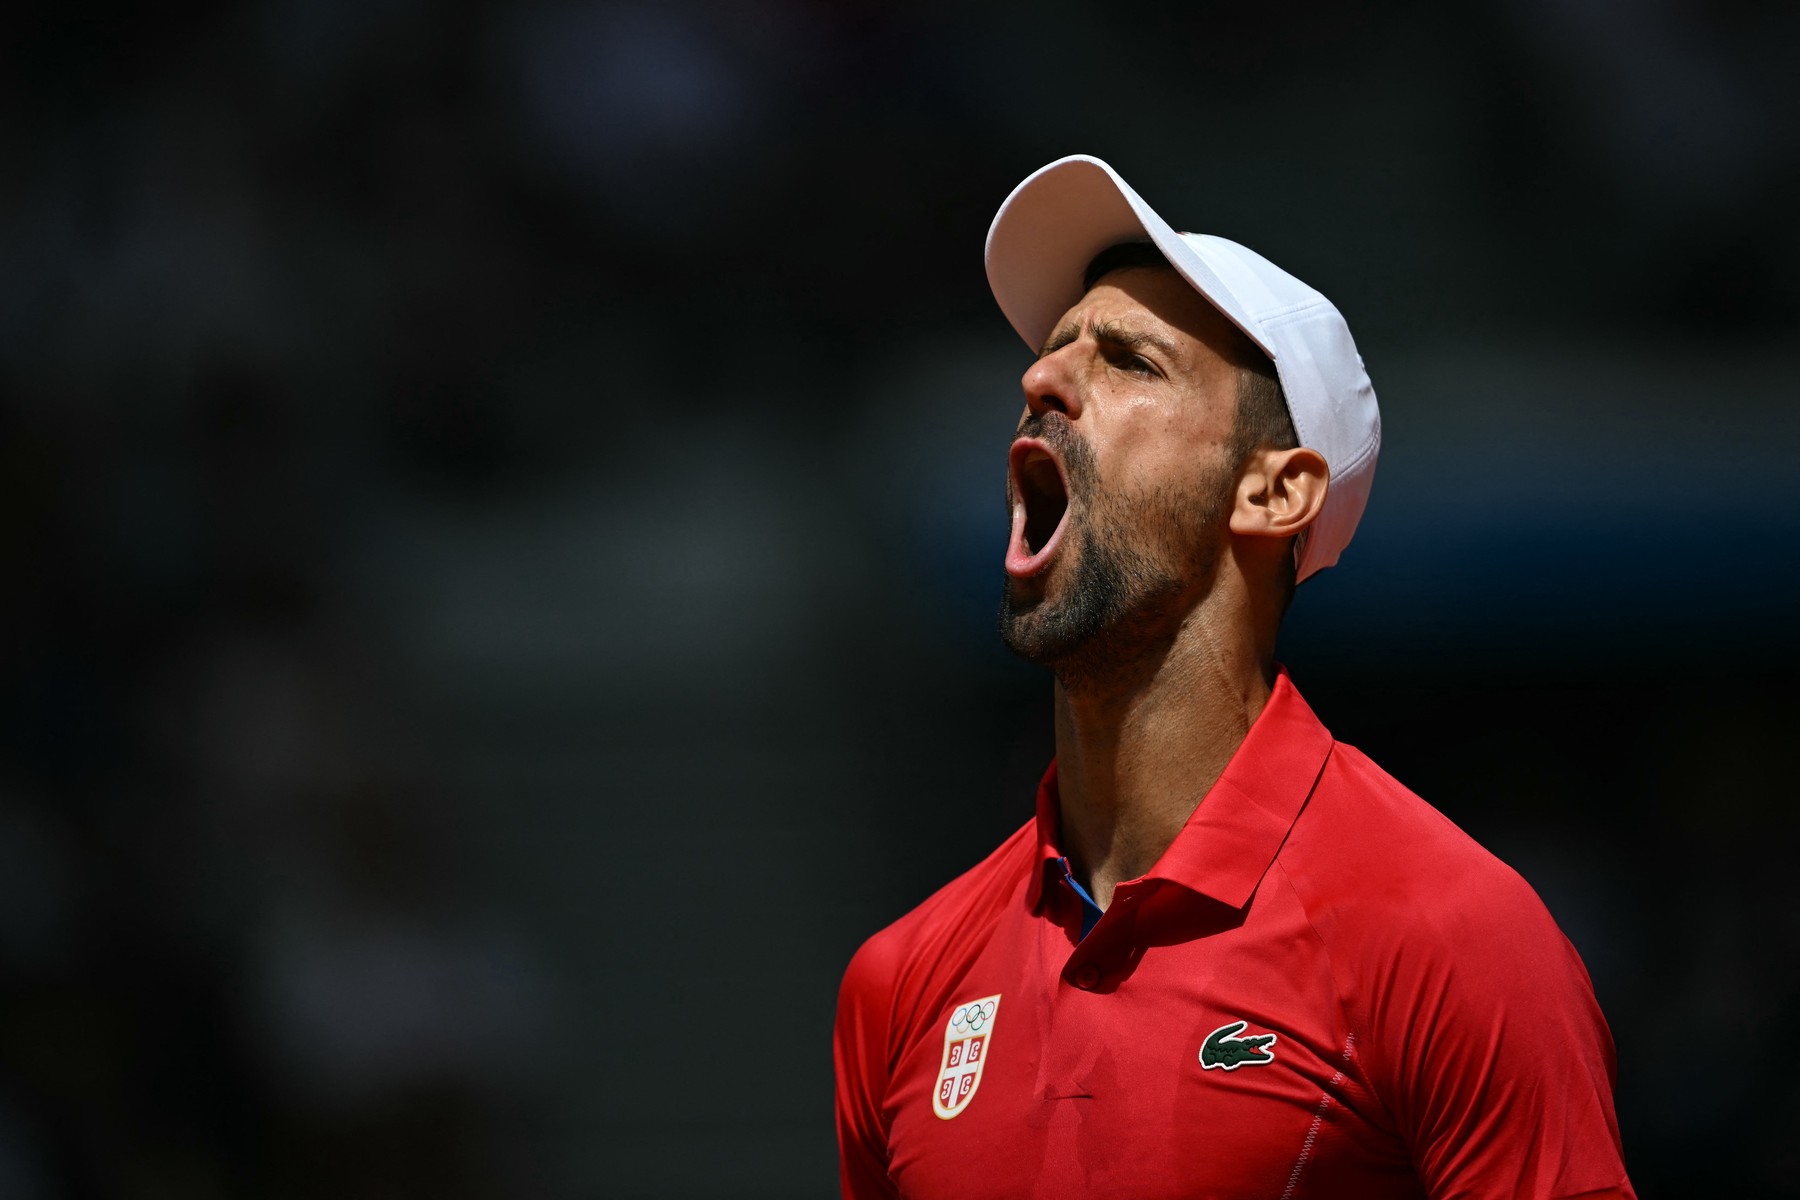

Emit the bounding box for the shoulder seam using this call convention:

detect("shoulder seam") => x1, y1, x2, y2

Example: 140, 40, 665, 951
1270, 857, 1402, 1134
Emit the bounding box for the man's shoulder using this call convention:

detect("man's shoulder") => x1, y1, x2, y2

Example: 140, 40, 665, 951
1279, 742, 1626, 1196
1285, 740, 1562, 943
839, 818, 1037, 1021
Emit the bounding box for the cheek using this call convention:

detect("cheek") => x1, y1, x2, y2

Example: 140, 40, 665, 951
1105, 399, 1229, 465
1086, 393, 1236, 499
1096, 442, 1211, 500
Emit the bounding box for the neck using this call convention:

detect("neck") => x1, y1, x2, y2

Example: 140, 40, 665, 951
1051, 593, 1275, 908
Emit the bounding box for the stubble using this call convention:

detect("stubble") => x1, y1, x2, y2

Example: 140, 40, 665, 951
998, 415, 1235, 691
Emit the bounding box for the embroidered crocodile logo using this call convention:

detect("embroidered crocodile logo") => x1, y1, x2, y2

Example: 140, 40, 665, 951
1199, 1020, 1278, 1071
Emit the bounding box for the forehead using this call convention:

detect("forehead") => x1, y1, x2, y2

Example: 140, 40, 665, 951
1047, 266, 1264, 375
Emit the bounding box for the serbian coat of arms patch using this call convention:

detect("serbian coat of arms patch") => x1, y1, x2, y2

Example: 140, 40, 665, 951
932, 995, 1001, 1120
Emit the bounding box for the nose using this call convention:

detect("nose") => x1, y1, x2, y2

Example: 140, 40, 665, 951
1020, 348, 1081, 421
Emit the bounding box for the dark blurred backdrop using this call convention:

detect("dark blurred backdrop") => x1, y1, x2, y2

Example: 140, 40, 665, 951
3, 0, 1798, 1196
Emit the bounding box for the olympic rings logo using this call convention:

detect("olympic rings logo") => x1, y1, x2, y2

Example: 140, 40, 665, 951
952, 1000, 997, 1032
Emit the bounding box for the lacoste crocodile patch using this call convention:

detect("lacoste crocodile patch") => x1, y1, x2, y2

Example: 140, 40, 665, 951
1199, 1020, 1278, 1071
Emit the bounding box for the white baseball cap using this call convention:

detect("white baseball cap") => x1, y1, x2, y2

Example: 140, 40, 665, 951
985, 154, 1381, 582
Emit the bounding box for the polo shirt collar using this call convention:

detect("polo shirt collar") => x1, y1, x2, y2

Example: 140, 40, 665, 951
1026, 760, 1066, 912
1027, 667, 1334, 913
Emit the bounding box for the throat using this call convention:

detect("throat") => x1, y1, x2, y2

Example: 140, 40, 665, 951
1051, 650, 1274, 899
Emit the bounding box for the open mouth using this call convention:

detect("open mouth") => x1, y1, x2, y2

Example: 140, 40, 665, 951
1007, 438, 1071, 579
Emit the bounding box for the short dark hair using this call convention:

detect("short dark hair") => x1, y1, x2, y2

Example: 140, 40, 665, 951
1084, 241, 1301, 605
1081, 240, 1176, 292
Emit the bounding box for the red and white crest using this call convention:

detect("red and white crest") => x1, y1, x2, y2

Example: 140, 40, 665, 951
932, 994, 1001, 1120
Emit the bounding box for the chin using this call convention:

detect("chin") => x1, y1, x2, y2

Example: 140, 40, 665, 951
997, 557, 1111, 667
998, 513, 1206, 687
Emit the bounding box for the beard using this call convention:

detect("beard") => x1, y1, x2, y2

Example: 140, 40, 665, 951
998, 414, 1235, 689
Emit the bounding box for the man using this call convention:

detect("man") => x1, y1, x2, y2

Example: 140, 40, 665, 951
833, 155, 1633, 1199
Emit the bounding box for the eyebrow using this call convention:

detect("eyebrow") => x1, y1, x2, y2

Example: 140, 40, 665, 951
1038, 318, 1181, 363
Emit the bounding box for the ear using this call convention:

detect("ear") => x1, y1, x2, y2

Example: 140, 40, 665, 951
1229, 447, 1330, 540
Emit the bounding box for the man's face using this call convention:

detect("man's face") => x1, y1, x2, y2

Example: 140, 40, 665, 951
998, 267, 1251, 677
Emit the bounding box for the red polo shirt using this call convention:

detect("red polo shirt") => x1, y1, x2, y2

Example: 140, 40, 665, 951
834, 671, 1633, 1199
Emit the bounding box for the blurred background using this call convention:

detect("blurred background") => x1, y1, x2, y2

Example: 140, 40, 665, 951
2, 0, 1797, 1196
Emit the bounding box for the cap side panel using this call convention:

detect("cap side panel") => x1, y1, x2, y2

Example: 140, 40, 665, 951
1183, 236, 1308, 325
1257, 304, 1379, 582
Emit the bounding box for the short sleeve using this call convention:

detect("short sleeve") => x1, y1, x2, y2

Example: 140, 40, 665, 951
834, 936, 902, 1200
1366, 874, 1635, 1200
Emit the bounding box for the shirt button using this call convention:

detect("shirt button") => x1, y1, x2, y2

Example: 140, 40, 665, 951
1074, 964, 1101, 989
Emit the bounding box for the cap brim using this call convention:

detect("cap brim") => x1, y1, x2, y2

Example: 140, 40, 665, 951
984, 155, 1271, 358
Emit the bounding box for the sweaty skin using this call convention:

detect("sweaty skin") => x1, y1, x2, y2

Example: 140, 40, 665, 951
1001, 267, 1329, 907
